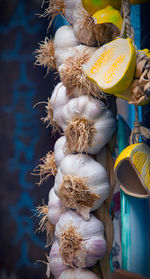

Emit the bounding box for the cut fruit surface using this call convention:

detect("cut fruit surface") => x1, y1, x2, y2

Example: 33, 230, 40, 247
93, 5, 123, 31
83, 38, 136, 97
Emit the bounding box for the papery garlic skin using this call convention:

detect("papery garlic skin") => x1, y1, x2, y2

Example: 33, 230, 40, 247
49, 239, 68, 279
54, 25, 79, 68
48, 188, 63, 225
58, 45, 98, 97
55, 210, 107, 268
73, 5, 96, 47
50, 82, 71, 128
58, 268, 100, 279
54, 136, 67, 168
54, 95, 116, 154
54, 154, 110, 220
63, 0, 82, 24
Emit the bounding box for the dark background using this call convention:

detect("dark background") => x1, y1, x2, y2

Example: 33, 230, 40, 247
0, 0, 59, 278
0, 1, 150, 279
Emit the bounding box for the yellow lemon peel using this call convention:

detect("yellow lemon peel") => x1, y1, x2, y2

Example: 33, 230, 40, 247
93, 5, 123, 31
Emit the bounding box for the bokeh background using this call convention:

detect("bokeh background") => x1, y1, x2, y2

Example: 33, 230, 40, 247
0, 1, 150, 279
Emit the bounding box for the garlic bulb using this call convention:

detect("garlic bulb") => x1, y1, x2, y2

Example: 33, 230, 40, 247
55, 210, 107, 268
73, 4, 97, 47
58, 45, 100, 97
49, 239, 68, 278
48, 187, 63, 225
44, 0, 81, 26
54, 154, 110, 220
53, 95, 116, 154
54, 136, 67, 168
34, 25, 79, 73
54, 25, 79, 68
72, 3, 119, 47
58, 268, 100, 279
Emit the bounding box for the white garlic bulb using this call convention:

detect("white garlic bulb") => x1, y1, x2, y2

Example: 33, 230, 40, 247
48, 188, 63, 225
46, 0, 82, 26
53, 95, 116, 154
54, 154, 110, 220
54, 25, 79, 68
58, 268, 100, 279
55, 210, 107, 268
73, 4, 96, 47
49, 239, 68, 278
58, 45, 99, 97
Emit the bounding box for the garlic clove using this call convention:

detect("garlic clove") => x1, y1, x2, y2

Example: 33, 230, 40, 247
54, 136, 67, 168
54, 25, 80, 68
48, 188, 63, 225
49, 239, 68, 278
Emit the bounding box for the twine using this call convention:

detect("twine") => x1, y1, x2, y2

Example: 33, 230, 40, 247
120, 0, 134, 42
120, 0, 150, 145
130, 106, 150, 144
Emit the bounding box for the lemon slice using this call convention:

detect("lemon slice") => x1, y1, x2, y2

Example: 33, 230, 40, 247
93, 5, 123, 31
83, 38, 136, 96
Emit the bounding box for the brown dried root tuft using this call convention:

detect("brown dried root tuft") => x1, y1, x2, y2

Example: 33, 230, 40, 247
94, 23, 120, 46
41, 98, 60, 134
33, 151, 57, 185
59, 49, 104, 98
36, 204, 54, 247
60, 226, 82, 267
59, 175, 100, 219
36, 254, 51, 278
65, 118, 96, 153
34, 38, 56, 74
42, 0, 65, 29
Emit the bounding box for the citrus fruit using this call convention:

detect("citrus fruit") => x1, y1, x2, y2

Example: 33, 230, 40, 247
81, 0, 149, 15
83, 38, 136, 97
114, 143, 150, 197
93, 5, 123, 31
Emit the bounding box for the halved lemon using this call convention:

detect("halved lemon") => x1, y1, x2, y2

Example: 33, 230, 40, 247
83, 38, 136, 97
93, 5, 123, 31
114, 143, 150, 198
